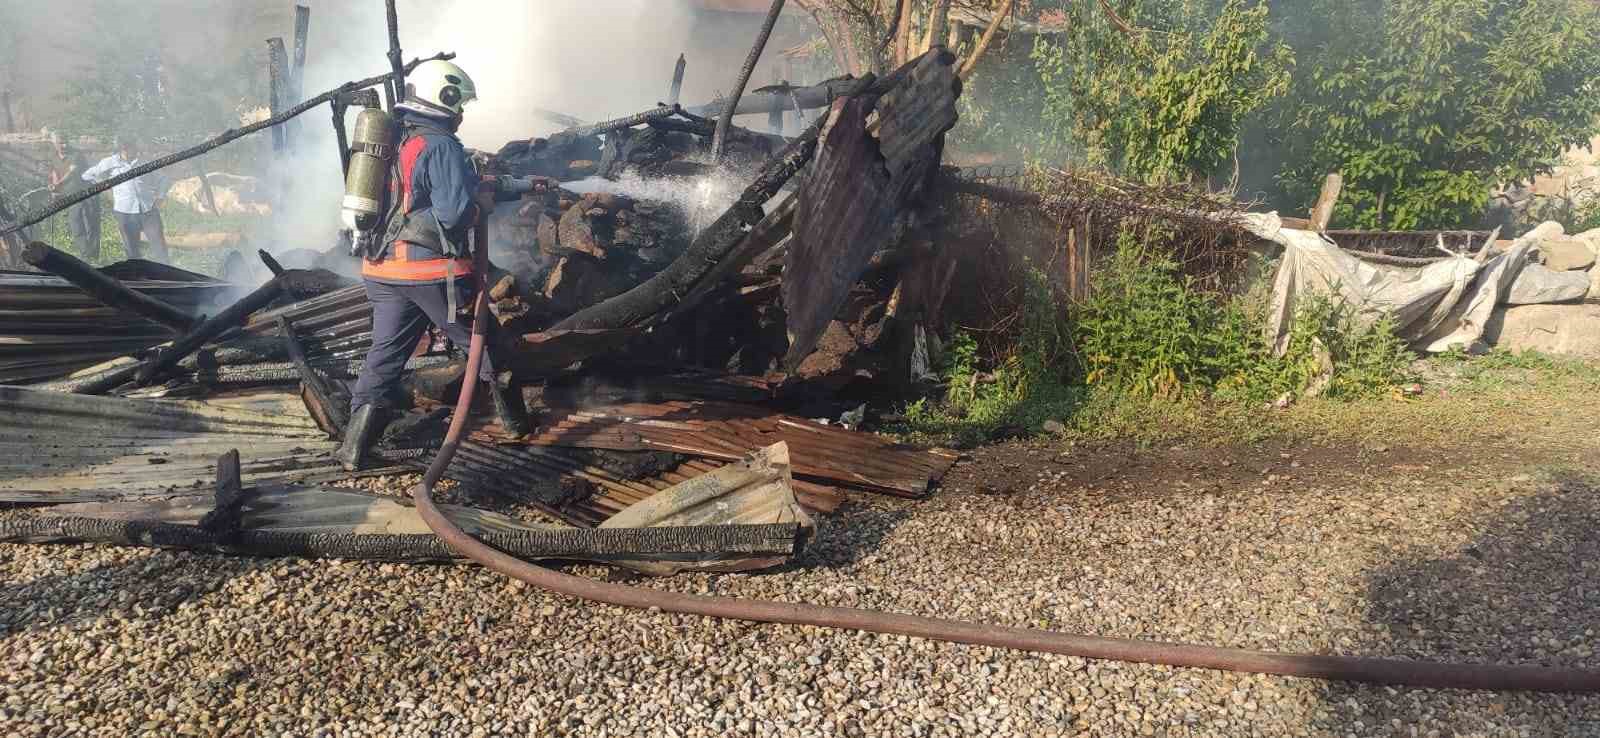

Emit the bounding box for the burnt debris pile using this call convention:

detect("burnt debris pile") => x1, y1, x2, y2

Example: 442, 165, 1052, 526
0, 47, 975, 572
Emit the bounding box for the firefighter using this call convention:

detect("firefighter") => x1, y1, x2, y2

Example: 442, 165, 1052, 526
337, 59, 530, 471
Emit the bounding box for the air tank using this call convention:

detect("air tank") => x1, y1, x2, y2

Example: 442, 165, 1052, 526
340, 107, 393, 232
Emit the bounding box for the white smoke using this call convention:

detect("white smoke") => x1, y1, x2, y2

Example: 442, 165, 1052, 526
267, 0, 723, 255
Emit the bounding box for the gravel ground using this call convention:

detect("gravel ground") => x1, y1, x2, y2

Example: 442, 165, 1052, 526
4, 432, 1600, 736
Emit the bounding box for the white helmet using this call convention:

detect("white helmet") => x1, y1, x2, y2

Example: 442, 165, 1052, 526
404, 59, 477, 117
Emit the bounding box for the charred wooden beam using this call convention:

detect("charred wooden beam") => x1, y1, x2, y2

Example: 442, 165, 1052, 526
556, 105, 680, 139
198, 450, 244, 536
136, 277, 289, 385
22, 242, 200, 333
279, 315, 348, 434
267, 38, 288, 153
385, 0, 405, 108
712, 0, 787, 163
669, 54, 687, 105
552, 96, 839, 333
258, 249, 286, 277
685, 76, 861, 118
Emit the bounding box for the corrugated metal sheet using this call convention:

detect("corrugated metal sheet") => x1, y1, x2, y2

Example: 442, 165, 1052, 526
0, 267, 229, 383
509, 399, 958, 498
0, 386, 338, 502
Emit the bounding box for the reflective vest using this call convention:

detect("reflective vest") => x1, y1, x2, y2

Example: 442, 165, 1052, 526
362, 130, 475, 283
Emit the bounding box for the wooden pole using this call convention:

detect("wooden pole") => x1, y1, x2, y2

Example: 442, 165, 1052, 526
712, 0, 787, 164
1310, 173, 1343, 232
0, 89, 12, 133
385, 0, 406, 109
267, 38, 288, 153
289, 5, 311, 149
669, 54, 687, 105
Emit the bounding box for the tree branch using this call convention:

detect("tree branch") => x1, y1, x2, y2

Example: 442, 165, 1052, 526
957, 0, 1015, 79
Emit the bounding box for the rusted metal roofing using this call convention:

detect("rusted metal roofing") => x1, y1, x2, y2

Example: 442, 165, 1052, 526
512, 400, 958, 498
557, 457, 842, 528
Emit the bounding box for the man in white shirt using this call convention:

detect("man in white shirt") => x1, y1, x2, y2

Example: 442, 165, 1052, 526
82, 138, 168, 262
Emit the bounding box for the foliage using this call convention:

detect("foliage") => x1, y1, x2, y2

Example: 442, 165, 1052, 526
51, 0, 263, 168
901, 228, 1415, 445
1031, 0, 1291, 183
901, 265, 1080, 446
1260, 0, 1600, 229
948, 32, 1060, 162
1076, 232, 1412, 401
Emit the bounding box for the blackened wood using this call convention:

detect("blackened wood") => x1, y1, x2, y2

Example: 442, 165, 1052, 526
136, 277, 287, 384
278, 315, 348, 434
22, 242, 198, 332
198, 449, 244, 536
267, 38, 288, 152
258, 249, 286, 277
712, 0, 786, 163
552, 102, 836, 333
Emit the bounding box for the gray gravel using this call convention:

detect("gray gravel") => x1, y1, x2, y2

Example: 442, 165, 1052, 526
3, 439, 1599, 737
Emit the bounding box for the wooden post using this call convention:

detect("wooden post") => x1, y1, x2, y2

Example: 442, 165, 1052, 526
712, 0, 786, 164
669, 53, 686, 105
266, 38, 288, 153
1310, 173, 1343, 232
0, 89, 12, 132
288, 5, 311, 150
193, 160, 219, 216
1079, 212, 1092, 301
385, 0, 405, 109
198, 449, 244, 535
767, 68, 784, 135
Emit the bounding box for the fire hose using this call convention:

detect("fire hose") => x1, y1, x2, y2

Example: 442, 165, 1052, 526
410, 219, 1600, 693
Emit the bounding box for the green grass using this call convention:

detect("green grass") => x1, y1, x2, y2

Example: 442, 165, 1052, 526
28, 203, 265, 278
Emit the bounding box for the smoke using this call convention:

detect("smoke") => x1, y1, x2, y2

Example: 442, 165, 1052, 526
1, 0, 801, 267
266, 0, 737, 257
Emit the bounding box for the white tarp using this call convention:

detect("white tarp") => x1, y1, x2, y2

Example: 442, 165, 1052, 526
1240, 214, 1593, 354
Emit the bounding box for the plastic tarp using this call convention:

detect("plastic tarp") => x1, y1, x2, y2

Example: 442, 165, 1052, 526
1242, 214, 1592, 355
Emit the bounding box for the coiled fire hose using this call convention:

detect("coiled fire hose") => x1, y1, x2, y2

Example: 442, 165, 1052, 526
412, 220, 1600, 693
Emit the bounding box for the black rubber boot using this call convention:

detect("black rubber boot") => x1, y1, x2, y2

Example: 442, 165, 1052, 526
489, 376, 531, 437
335, 404, 388, 471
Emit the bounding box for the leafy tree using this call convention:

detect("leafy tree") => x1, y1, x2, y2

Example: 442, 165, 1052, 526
1257, 0, 1600, 229
1031, 0, 1291, 184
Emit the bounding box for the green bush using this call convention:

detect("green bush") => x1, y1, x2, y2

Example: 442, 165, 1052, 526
901, 266, 1080, 446
900, 234, 1416, 446
1080, 239, 1413, 402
